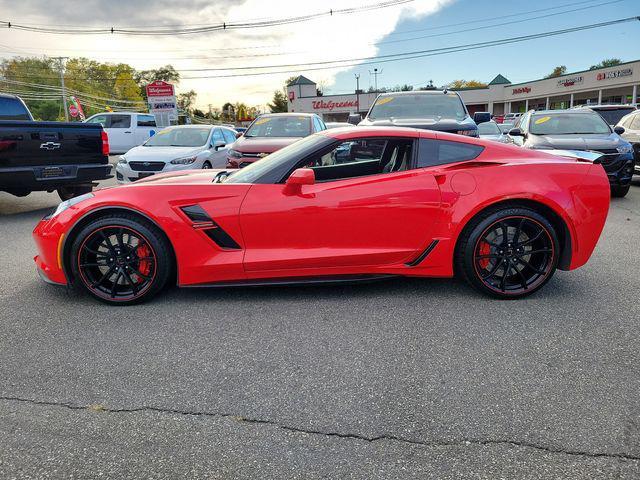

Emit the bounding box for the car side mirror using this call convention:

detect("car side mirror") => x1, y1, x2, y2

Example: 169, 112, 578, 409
614, 126, 625, 135
286, 168, 315, 187
508, 127, 524, 136
213, 140, 226, 151
235, 131, 243, 138
347, 114, 361, 125
473, 112, 491, 124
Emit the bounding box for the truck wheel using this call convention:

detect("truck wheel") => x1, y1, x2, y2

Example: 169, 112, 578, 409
57, 185, 93, 201
611, 185, 630, 198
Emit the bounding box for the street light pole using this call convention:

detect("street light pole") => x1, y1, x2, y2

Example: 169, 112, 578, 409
354, 73, 360, 114
53, 57, 69, 122
369, 68, 382, 93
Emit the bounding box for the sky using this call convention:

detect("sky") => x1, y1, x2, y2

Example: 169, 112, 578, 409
0, 0, 638, 111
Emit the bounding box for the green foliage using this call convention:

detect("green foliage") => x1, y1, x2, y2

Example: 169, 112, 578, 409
589, 58, 622, 70
544, 66, 567, 78
268, 90, 288, 113
177, 90, 197, 114
446, 80, 487, 89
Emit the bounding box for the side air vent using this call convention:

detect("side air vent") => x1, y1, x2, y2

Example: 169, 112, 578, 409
203, 228, 241, 250
180, 204, 212, 223
405, 240, 439, 267
180, 204, 242, 250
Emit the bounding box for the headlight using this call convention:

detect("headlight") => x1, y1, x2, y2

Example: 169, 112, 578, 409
48, 193, 94, 219
118, 156, 127, 164
617, 144, 633, 154
170, 156, 197, 165
228, 149, 243, 159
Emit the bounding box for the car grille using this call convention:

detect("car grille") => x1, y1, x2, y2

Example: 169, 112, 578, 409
590, 149, 619, 167
239, 161, 253, 168
239, 152, 269, 158
128, 161, 165, 172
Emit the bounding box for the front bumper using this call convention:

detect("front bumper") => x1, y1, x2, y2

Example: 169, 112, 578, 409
33, 217, 68, 286
226, 156, 259, 169
115, 161, 195, 183
601, 153, 634, 186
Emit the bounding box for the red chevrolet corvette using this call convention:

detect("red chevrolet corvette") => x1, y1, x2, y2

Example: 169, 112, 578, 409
33, 127, 610, 305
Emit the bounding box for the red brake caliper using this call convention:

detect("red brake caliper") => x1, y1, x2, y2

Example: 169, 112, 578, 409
478, 241, 491, 270
136, 244, 151, 281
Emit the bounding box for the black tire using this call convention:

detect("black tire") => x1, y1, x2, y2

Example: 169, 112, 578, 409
202, 161, 212, 169
58, 185, 93, 202
456, 206, 559, 299
611, 184, 630, 198
69, 213, 173, 305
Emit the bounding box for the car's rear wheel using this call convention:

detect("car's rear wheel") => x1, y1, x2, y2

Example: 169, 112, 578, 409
70, 213, 172, 305
611, 184, 630, 198
202, 161, 212, 169
456, 207, 559, 299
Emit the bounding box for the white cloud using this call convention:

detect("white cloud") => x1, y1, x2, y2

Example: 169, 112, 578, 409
0, 0, 453, 110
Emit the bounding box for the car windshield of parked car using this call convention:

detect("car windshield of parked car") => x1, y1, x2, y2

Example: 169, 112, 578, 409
143, 127, 211, 147
498, 123, 513, 133
478, 122, 501, 135
244, 116, 311, 138
368, 93, 467, 120
592, 108, 636, 126
225, 134, 329, 184
529, 113, 611, 135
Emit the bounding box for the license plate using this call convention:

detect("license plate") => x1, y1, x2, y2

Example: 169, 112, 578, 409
42, 166, 64, 178
138, 172, 155, 179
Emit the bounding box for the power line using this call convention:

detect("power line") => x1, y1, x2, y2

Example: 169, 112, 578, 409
0, 1, 414, 36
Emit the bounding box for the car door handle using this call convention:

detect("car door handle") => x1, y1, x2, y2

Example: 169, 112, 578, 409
124, 131, 132, 134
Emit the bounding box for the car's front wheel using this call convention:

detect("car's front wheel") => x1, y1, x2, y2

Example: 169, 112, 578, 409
456, 207, 559, 299
69, 213, 173, 305
611, 184, 630, 198
58, 185, 92, 201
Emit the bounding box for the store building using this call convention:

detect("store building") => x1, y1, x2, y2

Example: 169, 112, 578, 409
286, 60, 640, 121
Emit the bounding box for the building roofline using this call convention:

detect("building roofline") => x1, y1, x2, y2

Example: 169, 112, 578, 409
506, 59, 639, 87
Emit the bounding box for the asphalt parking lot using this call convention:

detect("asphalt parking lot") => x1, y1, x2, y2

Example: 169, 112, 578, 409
1, 169, 640, 479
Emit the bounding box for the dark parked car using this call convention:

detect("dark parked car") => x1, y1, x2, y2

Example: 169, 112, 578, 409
226, 113, 326, 168
0, 94, 112, 200
574, 104, 636, 127
616, 110, 640, 173
358, 90, 489, 136
507, 109, 634, 197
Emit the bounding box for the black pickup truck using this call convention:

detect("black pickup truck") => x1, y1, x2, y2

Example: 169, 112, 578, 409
0, 94, 112, 200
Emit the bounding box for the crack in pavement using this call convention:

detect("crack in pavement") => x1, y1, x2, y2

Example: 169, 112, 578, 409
1, 395, 639, 462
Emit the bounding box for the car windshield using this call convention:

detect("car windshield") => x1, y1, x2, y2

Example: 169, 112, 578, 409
498, 123, 514, 133
368, 93, 467, 120
529, 113, 611, 135
591, 108, 636, 126
225, 134, 329, 184
244, 116, 311, 138
478, 122, 501, 135
143, 127, 211, 147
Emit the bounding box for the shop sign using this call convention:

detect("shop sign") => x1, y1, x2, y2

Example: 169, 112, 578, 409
557, 76, 583, 88
512, 87, 531, 95
312, 99, 359, 111
597, 68, 633, 81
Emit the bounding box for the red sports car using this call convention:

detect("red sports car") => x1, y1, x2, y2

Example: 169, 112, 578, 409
33, 127, 610, 305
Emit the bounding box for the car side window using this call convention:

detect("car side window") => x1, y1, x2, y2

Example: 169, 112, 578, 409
313, 117, 324, 132
299, 137, 414, 182
137, 114, 156, 127
222, 129, 236, 144
211, 128, 225, 145
630, 115, 640, 131
87, 115, 108, 127
109, 115, 131, 129
417, 139, 484, 168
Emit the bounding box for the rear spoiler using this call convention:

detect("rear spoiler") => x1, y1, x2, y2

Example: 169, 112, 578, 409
550, 150, 605, 164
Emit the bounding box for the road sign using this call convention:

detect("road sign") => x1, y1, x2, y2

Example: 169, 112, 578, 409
146, 81, 177, 126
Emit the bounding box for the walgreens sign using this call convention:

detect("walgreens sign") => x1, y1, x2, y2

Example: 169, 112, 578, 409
312, 99, 359, 111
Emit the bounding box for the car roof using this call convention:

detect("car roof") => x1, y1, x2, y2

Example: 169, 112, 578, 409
574, 104, 636, 110
376, 90, 454, 97
258, 112, 317, 117
0, 93, 19, 99
530, 109, 600, 115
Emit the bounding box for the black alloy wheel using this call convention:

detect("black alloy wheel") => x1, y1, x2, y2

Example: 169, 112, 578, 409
70, 214, 172, 305
457, 207, 559, 298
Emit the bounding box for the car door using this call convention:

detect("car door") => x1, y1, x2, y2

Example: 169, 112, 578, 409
134, 114, 157, 145
208, 128, 230, 168
239, 136, 442, 272
104, 114, 132, 153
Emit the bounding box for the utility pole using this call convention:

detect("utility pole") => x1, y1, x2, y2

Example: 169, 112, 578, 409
354, 74, 360, 114
53, 57, 69, 121
369, 68, 382, 93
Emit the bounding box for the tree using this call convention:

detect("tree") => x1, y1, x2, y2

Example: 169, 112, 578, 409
268, 90, 288, 113
177, 90, 197, 114
589, 58, 622, 70
544, 66, 567, 78
192, 108, 205, 118
134, 65, 180, 101
445, 79, 487, 89
221, 102, 235, 121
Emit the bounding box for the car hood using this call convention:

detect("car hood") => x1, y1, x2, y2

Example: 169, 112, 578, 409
118, 169, 231, 187
232, 136, 302, 153
359, 116, 476, 132
529, 133, 626, 150
124, 145, 205, 161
